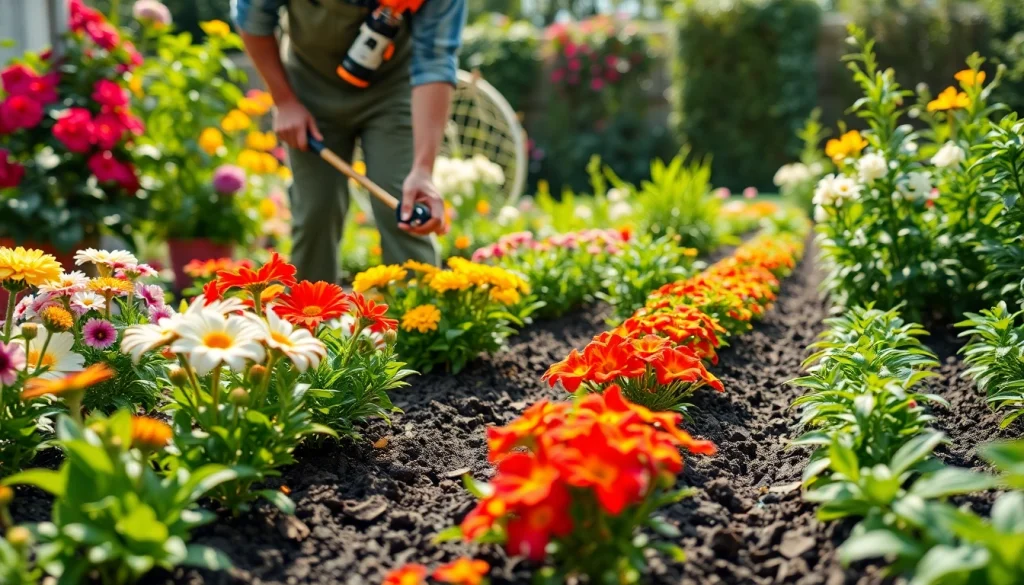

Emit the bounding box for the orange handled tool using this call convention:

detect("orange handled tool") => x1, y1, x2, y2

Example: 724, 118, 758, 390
306, 134, 431, 228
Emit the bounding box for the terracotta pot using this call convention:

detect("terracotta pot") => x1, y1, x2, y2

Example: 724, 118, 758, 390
168, 238, 234, 292
0, 238, 93, 319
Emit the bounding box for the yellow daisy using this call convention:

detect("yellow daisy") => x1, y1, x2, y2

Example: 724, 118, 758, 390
352, 265, 408, 293
0, 247, 62, 288
401, 304, 441, 333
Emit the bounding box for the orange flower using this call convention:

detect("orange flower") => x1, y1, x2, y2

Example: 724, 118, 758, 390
486, 400, 570, 461
629, 334, 670, 362
273, 280, 348, 331
454, 235, 471, 250
552, 425, 648, 515
382, 564, 428, 585
504, 484, 573, 561
131, 416, 173, 450
542, 349, 593, 392
927, 86, 971, 112
22, 363, 114, 400
651, 346, 718, 389
460, 496, 507, 540
216, 252, 297, 293
433, 558, 490, 585
349, 292, 397, 333
491, 453, 560, 507
954, 69, 986, 88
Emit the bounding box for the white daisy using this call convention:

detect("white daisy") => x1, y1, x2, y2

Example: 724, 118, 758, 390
74, 248, 138, 272
171, 310, 265, 376
856, 153, 888, 183
38, 271, 89, 296
931, 142, 965, 169
185, 294, 247, 317
12, 328, 85, 380
70, 291, 107, 315
327, 314, 385, 350
121, 314, 182, 363
249, 309, 326, 373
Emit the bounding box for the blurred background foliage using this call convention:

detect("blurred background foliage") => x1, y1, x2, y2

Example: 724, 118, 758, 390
94, 0, 1024, 193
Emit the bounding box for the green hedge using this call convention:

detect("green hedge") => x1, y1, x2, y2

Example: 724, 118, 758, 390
672, 0, 821, 191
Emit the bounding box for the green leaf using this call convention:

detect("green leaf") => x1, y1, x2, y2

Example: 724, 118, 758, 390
828, 438, 860, 480
909, 468, 997, 500
183, 544, 234, 571
650, 541, 687, 563
839, 529, 924, 565
889, 431, 945, 476
257, 489, 296, 514
116, 504, 169, 545
647, 516, 681, 538
909, 545, 989, 585
3, 468, 67, 496
462, 474, 493, 499
432, 526, 464, 544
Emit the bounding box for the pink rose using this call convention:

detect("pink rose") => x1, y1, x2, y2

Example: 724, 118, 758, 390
88, 150, 123, 183
85, 21, 120, 50
0, 95, 44, 131
0, 149, 25, 189
92, 79, 128, 109
53, 107, 94, 153
590, 78, 605, 91
92, 112, 126, 150
1, 64, 38, 96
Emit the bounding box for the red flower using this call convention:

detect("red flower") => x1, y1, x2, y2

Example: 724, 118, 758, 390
1, 64, 38, 96
381, 564, 428, 585
542, 348, 593, 392
272, 280, 348, 331
491, 453, 560, 507
85, 21, 120, 50
53, 108, 94, 153
216, 252, 297, 292
504, 483, 573, 561
0, 95, 43, 131
432, 558, 490, 585
88, 150, 124, 183
486, 400, 569, 462
117, 109, 145, 136
0, 149, 24, 189
69, 0, 103, 32
92, 79, 128, 109
349, 292, 397, 333
92, 112, 126, 150
115, 160, 140, 192
202, 279, 223, 303
552, 425, 649, 515
460, 496, 507, 540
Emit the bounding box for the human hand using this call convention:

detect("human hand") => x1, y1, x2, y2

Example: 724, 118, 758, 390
399, 166, 447, 236
274, 99, 322, 151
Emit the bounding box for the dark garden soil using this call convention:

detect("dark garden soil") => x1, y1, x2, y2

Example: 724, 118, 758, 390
12, 245, 1017, 585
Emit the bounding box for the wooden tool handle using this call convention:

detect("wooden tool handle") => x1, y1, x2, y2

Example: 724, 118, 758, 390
308, 136, 399, 210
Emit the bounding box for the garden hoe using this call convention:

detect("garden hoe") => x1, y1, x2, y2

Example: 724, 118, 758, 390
307, 133, 432, 229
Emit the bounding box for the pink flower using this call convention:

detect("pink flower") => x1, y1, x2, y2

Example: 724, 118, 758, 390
564, 42, 578, 58
53, 108, 95, 153
605, 55, 618, 68
714, 187, 731, 200
568, 59, 581, 72
92, 79, 128, 109
271, 146, 286, 161
1, 64, 38, 96
605, 69, 620, 83
0, 341, 26, 386
148, 304, 173, 323
122, 41, 144, 69
69, 0, 104, 32
82, 318, 118, 349
23, 73, 59, 105
92, 112, 126, 149
743, 187, 758, 199
88, 150, 124, 183
590, 79, 605, 91
133, 0, 172, 27
135, 282, 165, 307
119, 264, 158, 280
551, 69, 565, 83
115, 161, 140, 192
85, 21, 121, 50
0, 95, 44, 131
0, 149, 25, 189
212, 164, 247, 195
117, 110, 144, 136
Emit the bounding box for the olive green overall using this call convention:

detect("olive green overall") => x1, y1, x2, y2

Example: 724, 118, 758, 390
281, 0, 440, 284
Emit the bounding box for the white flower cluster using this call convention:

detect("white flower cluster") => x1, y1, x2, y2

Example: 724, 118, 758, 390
606, 187, 633, 222
433, 154, 506, 199
773, 163, 814, 189
813, 174, 863, 207
931, 142, 966, 169
856, 153, 888, 183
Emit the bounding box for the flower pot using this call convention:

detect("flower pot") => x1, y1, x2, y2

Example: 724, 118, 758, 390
168, 238, 234, 292
0, 237, 94, 318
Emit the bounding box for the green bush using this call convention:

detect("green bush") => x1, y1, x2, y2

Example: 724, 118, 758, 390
461, 18, 541, 111
672, 0, 821, 191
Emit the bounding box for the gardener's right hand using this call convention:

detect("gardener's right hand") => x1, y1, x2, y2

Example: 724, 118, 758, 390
274, 99, 322, 151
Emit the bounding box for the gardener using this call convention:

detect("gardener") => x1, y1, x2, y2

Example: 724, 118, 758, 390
231, 0, 465, 282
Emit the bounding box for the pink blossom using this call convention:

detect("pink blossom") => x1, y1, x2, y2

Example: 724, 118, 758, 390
82, 318, 118, 349
0, 95, 44, 131
92, 112, 126, 150
133, 0, 172, 27
714, 187, 731, 200
0, 149, 25, 189
85, 20, 120, 50
53, 108, 94, 153
568, 59, 582, 72
1, 64, 38, 96
212, 164, 247, 195
564, 42, 578, 58
0, 341, 26, 386
88, 150, 125, 183
135, 282, 165, 307
743, 187, 758, 199
590, 79, 605, 91
148, 304, 173, 323
92, 79, 128, 109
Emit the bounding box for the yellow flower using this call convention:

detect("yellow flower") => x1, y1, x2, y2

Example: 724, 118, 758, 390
401, 304, 441, 333
238, 149, 264, 172
476, 200, 491, 215
353, 265, 408, 293
238, 97, 270, 117
490, 287, 521, 306
129, 75, 143, 97
88, 277, 134, 297
277, 166, 293, 182
198, 127, 224, 155
352, 160, 367, 176
429, 271, 472, 294
954, 69, 986, 88
454, 235, 471, 250
0, 247, 62, 288
928, 86, 971, 112
200, 20, 231, 38
220, 109, 251, 133
246, 131, 277, 151
40, 306, 74, 332
249, 90, 274, 109
370, 245, 383, 257
824, 130, 868, 164
403, 260, 440, 275
259, 199, 277, 219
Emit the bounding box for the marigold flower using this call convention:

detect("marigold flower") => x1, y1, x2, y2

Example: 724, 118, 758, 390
0, 247, 62, 288
216, 252, 297, 293
433, 557, 490, 585
401, 304, 441, 333
238, 96, 270, 117
402, 260, 440, 277
454, 235, 471, 250
131, 415, 172, 450
198, 127, 224, 155
200, 19, 231, 38
273, 280, 348, 331
246, 130, 277, 151
824, 130, 868, 164
22, 363, 114, 400
927, 86, 971, 112
954, 69, 985, 88
352, 265, 407, 293
220, 109, 251, 133
40, 306, 74, 332
88, 277, 135, 297
382, 564, 428, 585
429, 271, 472, 294
489, 287, 520, 305
475, 200, 491, 215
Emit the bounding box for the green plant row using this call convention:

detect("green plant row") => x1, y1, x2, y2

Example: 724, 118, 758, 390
957, 301, 1024, 429
791, 304, 1024, 584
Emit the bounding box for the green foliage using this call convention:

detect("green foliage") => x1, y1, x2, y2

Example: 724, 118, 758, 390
599, 235, 700, 322
461, 19, 540, 111
3, 411, 236, 585
973, 114, 1024, 303
0, 527, 41, 585
80, 342, 165, 414
672, 0, 821, 191
303, 328, 414, 438
957, 302, 1024, 428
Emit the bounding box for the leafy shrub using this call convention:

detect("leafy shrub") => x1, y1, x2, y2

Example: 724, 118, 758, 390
461, 19, 540, 111
957, 302, 1024, 428
672, 0, 821, 191
598, 235, 700, 322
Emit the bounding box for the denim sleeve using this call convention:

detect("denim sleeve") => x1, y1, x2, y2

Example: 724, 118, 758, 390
230, 0, 285, 36
409, 0, 467, 86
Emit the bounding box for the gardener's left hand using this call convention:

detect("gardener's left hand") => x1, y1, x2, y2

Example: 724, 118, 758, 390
400, 167, 448, 236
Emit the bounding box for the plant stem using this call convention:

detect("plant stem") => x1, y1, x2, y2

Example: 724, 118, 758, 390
35, 331, 53, 373
2, 286, 16, 340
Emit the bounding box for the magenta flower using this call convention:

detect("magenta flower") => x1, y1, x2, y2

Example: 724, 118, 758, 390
82, 318, 118, 349
135, 283, 165, 308
743, 187, 758, 199
0, 341, 26, 386
212, 164, 246, 195
714, 187, 731, 200
148, 304, 174, 323
132, 0, 172, 27
590, 79, 605, 91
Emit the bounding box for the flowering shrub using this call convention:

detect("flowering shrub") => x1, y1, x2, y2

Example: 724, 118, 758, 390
0, 0, 145, 249
444, 387, 715, 582
3, 409, 235, 584
957, 302, 1024, 428
461, 17, 540, 110
432, 155, 511, 257
353, 259, 533, 373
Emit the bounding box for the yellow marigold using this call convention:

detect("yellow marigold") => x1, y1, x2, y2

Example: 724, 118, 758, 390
258, 198, 277, 219
200, 20, 231, 38
238, 149, 264, 172
246, 130, 277, 151
88, 277, 134, 296
129, 75, 143, 97
401, 304, 441, 333
353, 265, 408, 293
238, 97, 270, 117
40, 306, 74, 332
429, 271, 472, 294
220, 109, 251, 133
248, 90, 274, 109
824, 130, 868, 164
954, 69, 986, 88
454, 235, 471, 250
277, 166, 293, 182
490, 287, 521, 306
198, 127, 224, 155
476, 200, 491, 215
403, 260, 440, 275
260, 153, 280, 174
131, 416, 173, 451
928, 86, 971, 112
0, 247, 62, 288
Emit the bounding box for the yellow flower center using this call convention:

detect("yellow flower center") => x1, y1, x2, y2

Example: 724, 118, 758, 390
271, 331, 292, 346
202, 331, 234, 349
27, 351, 55, 368
302, 306, 322, 317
